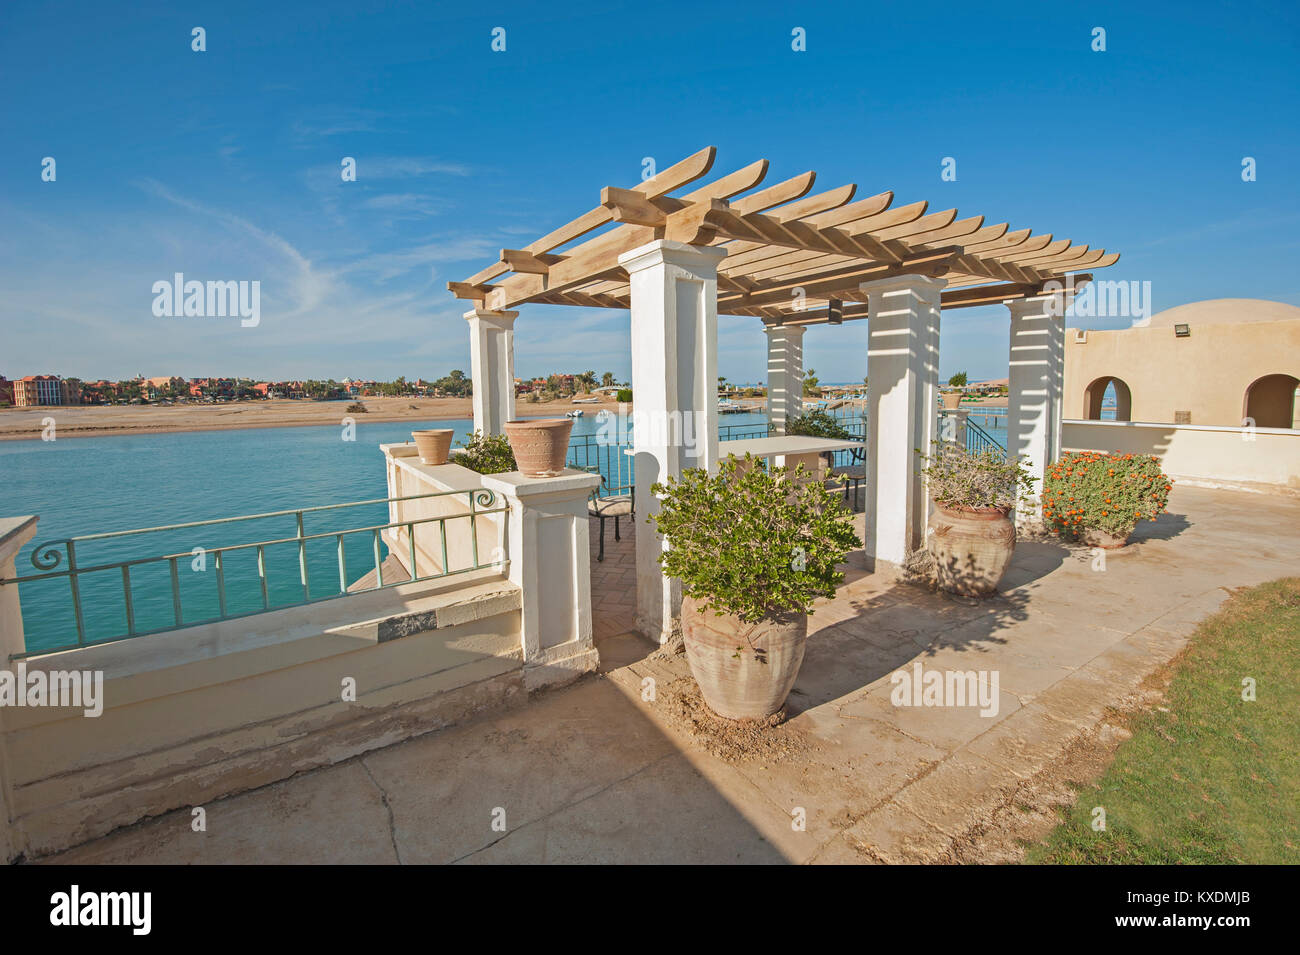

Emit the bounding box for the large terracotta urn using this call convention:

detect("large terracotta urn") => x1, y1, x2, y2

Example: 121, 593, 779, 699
941, 392, 963, 410
503, 418, 573, 477
681, 596, 809, 720
926, 504, 1016, 596
411, 429, 453, 465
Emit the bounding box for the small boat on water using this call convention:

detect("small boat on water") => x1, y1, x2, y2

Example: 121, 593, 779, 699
566, 409, 584, 418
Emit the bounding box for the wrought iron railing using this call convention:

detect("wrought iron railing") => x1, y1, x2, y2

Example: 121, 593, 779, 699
569, 407, 871, 478
566, 433, 634, 496
2, 490, 508, 658
964, 417, 1004, 454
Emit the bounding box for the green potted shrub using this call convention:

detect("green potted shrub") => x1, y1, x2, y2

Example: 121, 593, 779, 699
786, 409, 853, 440
1043, 451, 1172, 548
941, 372, 967, 410
785, 410, 855, 483
454, 430, 517, 475
918, 441, 1036, 596
649, 454, 862, 720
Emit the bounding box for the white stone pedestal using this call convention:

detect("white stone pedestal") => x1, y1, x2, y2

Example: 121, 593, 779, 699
481, 469, 602, 687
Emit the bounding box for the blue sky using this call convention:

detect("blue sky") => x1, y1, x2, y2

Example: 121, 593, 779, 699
2, 0, 1297, 385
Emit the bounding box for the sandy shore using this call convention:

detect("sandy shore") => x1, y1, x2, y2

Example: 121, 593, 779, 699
0, 393, 1003, 441
0, 395, 629, 441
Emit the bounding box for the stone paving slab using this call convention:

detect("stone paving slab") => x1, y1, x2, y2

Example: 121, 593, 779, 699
47, 486, 1300, 864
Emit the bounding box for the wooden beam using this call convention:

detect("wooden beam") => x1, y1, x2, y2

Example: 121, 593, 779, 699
461, 146, 716, 285
678, 158, 769, 203
720, 247, 960, 308
600, 186, 671, 226
499, 249, 562, 275
745, 273, 1099, 324
730, 170, 816, 215
447, 280, 497, 302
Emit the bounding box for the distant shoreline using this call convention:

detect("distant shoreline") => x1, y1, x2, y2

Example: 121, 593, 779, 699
0, 395, 630, 442
0, 393, 1006, 442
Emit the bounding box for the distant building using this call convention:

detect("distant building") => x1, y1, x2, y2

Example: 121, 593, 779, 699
141, 376, 186, 400
13, 375, 81, 407
1065, 298, 1300, 429
964, 378, 1008, 396
0, 377, 12, 406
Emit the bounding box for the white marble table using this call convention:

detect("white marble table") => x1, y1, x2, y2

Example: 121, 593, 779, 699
719, 435, 862, 480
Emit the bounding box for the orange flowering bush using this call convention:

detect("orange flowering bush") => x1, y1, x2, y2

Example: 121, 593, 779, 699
1042, 451, 1172, 540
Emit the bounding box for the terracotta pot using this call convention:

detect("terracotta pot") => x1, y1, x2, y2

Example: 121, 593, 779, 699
503, 418, 572, 477
926, 504, 1016, 597
682, 596, 809, 720
411, 429, 453, 465
941, 392, 963, 410
1083, 527, 1131, 549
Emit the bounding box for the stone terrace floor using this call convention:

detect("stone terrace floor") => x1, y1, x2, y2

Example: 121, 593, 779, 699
48, 485, 1300, 864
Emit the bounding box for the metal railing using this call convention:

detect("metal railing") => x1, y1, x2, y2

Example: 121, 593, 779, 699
569, 408, 871, 479
965, 416, 1004, 454
3, 490, 508, 658
566, 433, 634, 495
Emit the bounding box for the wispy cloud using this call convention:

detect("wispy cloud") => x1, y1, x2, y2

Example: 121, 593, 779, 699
136, 178, 332, 316
359, 192, 444, 218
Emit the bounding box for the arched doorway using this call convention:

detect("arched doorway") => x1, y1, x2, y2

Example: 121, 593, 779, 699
1083, 376, 1132, 421
1243, 374, 1299, 429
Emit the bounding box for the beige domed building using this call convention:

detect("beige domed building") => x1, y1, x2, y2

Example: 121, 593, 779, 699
1064, 298, 1300, 429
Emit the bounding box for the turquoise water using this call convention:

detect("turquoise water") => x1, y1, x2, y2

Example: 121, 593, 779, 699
4, 408, 1020, 653
2, 411, 768, 653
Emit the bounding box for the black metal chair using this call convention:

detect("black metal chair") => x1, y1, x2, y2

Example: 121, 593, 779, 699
587, 476, 634, 562
828, 446, 866, 511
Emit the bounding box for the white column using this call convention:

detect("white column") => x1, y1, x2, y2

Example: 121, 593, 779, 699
765, 323, 805, 434
861, 275, 945, 571
1007, 294, 1066, 526
481, 469, 602, 687
464, 308, 518, 435
938, 408, 968, 447
618, 239, 726, 645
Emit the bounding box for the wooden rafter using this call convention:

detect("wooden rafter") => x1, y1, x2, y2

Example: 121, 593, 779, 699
451, 148, 1119, 319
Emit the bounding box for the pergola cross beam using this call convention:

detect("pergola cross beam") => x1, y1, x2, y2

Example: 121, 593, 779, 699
450, 147, 1119, 320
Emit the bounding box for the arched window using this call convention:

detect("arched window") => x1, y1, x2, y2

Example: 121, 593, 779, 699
1243, 374, 1299, 430
1083, 376, 1132, 421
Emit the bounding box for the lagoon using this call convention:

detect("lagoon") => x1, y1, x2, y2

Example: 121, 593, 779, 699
1, 412, 768, 653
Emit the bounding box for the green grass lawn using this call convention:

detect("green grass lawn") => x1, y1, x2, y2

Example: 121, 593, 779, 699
1029, 577, 1300, 864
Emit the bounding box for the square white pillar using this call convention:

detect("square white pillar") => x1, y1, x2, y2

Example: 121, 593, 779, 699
481, 469, 602, 688
938, 408, 968, 447
618, 239, 727, 645
1007, 294, 1065, 526
765, 324, 805, 434
861, 275, 945, 571
464, 308, 518, 435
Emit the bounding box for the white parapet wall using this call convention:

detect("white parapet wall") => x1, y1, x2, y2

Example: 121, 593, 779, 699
0, 448, 603, 861
1062, 419, 1300, 489
2, 571, 526, 860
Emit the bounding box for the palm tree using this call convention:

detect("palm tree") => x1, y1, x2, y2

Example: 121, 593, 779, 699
601, 371, 616, 388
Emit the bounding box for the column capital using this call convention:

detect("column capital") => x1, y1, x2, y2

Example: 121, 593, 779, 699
618, 239, 728, 275
1006, 294, 1065, 319
463, 308, 518, 326
859, 274, 948, 298
764, 322, 806, 339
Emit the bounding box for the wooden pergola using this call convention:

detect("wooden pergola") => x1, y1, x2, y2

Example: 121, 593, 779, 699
447, 147, 1119, 645
449, 145, 1117, 325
